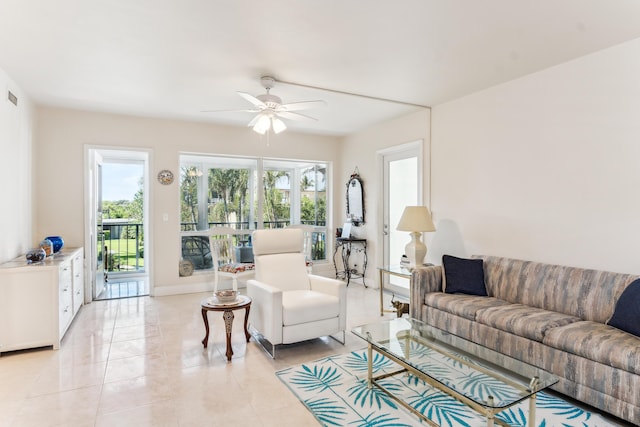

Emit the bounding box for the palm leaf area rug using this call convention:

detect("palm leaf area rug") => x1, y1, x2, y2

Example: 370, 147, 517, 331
276, 348, 620, 427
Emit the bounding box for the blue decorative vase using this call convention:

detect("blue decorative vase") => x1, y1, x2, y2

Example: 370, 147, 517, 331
26, 248, 46, 263
45, 236, 64, 253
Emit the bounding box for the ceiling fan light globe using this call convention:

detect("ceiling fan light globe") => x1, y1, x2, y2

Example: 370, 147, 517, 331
253, 115, 271, 134
252, 123, 268, 134
272, 118, 286, 134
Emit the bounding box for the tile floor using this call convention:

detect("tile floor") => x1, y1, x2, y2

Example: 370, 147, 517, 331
1, 284, 627, 427
0, 284, 391, 427
95, 277, 150, 300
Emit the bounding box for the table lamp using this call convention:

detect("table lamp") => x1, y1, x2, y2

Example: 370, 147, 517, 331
396, 206, 436, 268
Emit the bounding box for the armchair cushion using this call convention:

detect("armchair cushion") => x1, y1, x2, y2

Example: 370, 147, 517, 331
218, 262, 255, 273
254, 252, 310, 291
282, 290, 340, 325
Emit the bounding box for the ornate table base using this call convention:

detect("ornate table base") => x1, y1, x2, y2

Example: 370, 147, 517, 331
201, 295, 252, 361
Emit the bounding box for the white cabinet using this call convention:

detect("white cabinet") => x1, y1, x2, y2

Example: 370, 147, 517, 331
71, 250, 84, 316
0, 247, 84, 354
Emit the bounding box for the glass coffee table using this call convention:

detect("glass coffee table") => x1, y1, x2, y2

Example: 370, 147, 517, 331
352, 318, 558, 426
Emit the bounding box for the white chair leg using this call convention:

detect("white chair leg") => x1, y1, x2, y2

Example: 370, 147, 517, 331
232, 275, 238, 292
214, 272, 219, 293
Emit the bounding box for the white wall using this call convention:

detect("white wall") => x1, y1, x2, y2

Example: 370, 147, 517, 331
341, 109, 431, 286
431, 38, 640, 275
0, 67, 34, 263
35, 107, 341, 294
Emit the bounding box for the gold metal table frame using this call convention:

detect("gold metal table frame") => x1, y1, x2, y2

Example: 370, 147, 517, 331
353, 318, 558, 427
377, 265, 412, 316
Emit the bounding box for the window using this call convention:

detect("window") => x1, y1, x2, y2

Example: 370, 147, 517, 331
179, 155, 329, 271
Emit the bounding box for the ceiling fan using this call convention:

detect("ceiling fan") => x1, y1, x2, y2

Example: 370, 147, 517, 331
204, 76, 326, 134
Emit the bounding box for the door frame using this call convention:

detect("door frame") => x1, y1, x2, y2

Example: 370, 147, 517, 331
84, 146, 153, 301
377, 140, 427, 294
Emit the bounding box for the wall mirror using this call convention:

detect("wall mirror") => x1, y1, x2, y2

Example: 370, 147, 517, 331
346, 172, 365, 225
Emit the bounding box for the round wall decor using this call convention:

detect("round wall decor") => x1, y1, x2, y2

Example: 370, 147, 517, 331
179, 259, 194, 277
157, 169, 174, 185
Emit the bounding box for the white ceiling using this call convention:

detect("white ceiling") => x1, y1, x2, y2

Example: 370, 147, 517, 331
2, 0, 640, 136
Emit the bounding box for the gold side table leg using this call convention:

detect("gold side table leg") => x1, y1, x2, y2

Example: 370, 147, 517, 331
528, 376, 540, 426
529, 394, 537, 426
486, 395, 495, 427
367, 344, 373, 388
379, 269, 384, 316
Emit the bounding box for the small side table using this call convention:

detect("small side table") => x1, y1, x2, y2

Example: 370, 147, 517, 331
377, 265, 412, 316
201, 294, 252, 361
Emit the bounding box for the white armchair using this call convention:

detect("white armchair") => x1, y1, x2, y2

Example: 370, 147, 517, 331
246, 228, 346, 357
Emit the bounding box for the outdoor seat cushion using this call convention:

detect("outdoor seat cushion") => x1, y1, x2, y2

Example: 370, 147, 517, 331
543, 321, 640, 375
282, 290, 339, 326
475, 303, 581, 342
424, 293, 510, 321
218, 262, 255, 273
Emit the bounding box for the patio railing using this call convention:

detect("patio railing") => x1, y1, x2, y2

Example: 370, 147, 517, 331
104, 220, 328, 273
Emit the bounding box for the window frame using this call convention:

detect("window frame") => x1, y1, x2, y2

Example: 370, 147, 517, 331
179, 154, 331, 271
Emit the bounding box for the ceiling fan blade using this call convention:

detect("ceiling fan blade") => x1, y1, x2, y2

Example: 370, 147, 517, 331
238, 91, 266, 109
201, 108, 260, 113
277, 111, 318, 122
247, 113, 263, 127
279, 100, 327, 112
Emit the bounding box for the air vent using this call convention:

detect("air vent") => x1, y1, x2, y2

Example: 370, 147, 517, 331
7, 90, 18, 106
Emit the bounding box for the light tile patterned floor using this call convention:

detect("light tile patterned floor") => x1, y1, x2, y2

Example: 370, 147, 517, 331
96, 276, 149, 300
0, 283, 389, 427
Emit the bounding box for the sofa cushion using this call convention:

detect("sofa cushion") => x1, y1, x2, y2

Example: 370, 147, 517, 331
476, 303, 581, 342
477, 255, 638, 323
543, 321, 640, 375
424, 293, 510, 321
282, 290, 339, 326
607, 279, 640, 337
443, 255, 487, 296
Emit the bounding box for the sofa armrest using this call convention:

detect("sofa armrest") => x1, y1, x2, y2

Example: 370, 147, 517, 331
410, 265, 443, 319
246, 279, 283, 345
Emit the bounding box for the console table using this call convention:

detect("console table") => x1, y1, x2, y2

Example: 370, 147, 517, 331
0, 247, 84, 354
333, 237, 367, 286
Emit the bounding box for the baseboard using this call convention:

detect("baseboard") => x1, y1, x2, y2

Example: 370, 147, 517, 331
152, 281, 212, 297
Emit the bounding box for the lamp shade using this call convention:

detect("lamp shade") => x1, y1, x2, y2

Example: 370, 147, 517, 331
396, 206, 436, 232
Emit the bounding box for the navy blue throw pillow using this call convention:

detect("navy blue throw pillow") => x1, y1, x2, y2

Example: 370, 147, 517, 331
443, 255, 488, 296
607, 279, 640, 337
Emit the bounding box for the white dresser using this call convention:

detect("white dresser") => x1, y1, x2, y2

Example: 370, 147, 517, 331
0, 247, 84, 354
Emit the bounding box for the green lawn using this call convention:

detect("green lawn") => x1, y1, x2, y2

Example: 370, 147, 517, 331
105, 239, 144, 271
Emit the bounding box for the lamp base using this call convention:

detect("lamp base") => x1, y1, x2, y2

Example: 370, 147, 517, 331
405, 231, 427, 268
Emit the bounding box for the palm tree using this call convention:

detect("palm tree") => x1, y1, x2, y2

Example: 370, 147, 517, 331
263, 170, 289, 226
180, 166, 200, 229
301, 174, 314, 191
209, 168, 250, 228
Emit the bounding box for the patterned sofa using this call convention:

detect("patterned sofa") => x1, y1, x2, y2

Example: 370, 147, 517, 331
409, 255, 640, 425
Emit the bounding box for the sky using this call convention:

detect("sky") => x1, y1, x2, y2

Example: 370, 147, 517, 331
102, 163, 143, 201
